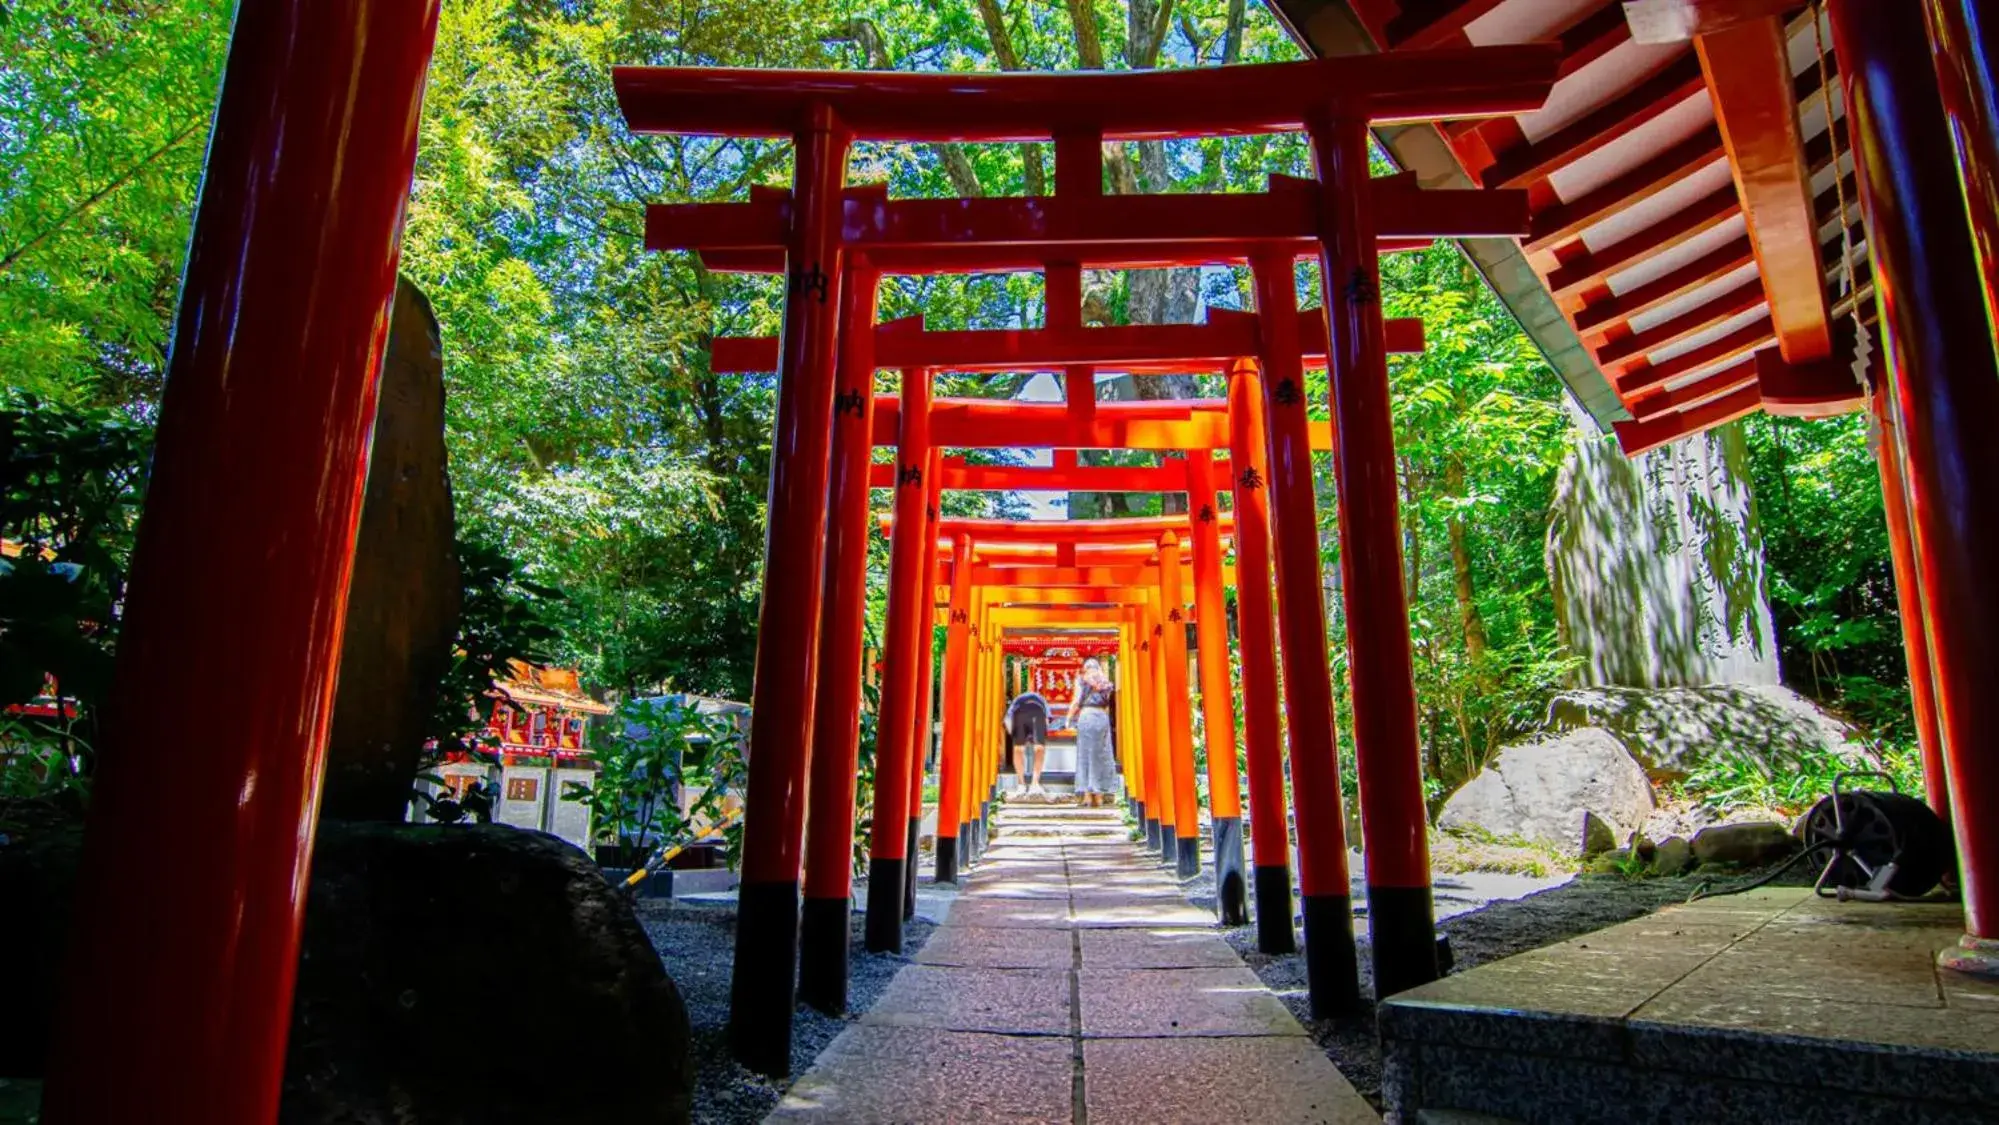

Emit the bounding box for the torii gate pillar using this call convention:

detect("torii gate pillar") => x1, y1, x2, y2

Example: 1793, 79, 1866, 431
799, 263, 882, 1013
1227, 358, 1297, 955
1251, 251, 1361, 1017
1310, 114, 1440, 1000
1832, 0, 1999, 977
42, 3, 443, 1118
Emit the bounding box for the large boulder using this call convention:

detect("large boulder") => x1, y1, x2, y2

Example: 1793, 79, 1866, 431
1544, 683, 1864, 783
2, 819, 692, 1124
323, 276, 461, 822
283, 822, 692, 1125
1438, 728, 1655, 854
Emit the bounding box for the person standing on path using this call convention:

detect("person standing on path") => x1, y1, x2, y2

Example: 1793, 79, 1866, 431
1003, 689, 1052, 798
1062, 659, 1118, 808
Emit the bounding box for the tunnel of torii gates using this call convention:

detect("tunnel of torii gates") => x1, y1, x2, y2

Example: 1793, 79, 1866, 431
616, 54, 1570, 1075
34, 3, 1999, 1120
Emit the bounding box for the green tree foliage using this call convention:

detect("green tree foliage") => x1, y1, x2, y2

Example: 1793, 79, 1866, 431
0, 0, 232, 405
1371, 247, 1576, 802
1743, 410, 1911, 748
0, 394, 151, 727
3, 0, 1907, 821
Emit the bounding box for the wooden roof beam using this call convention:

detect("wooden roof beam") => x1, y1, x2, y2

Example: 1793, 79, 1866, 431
1755, 321, 1871, 418
1445, 4, 1631, 151
1616, 314, 1774, 396
1594, 277, 1766, 370
1482, 53, 1708, 190
1544, 184, 1740, 298
1572, 234, 1755, 336
1522, 126, 1726, 254
1696, 16, 1834, 362
1623, 0, 1800, 44
1624, 357, 1760, 420
1613, 381, 1763, 456
1385, 0, 1511, 49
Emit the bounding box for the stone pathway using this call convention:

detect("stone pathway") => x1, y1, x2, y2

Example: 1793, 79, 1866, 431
767, 805, 1378, 1124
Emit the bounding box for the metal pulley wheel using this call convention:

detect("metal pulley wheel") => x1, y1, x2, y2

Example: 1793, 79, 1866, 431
1802, 775, 1954, 899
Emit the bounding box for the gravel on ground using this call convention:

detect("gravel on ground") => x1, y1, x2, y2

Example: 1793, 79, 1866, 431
635, 881, 935, 1125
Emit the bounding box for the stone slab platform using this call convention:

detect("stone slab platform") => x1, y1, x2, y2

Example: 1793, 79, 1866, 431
1382, 887, 1999, 1124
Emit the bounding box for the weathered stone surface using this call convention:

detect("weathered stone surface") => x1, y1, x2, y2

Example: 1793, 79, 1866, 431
1, 816, 691, 1123
323, 276, 461, 822
1438, 728, 1655, 854
1084, 1036, 1379, 1123
1650, 836, 1694, 876
768, 1026, 1073, 1123
1690, 821, 1797, 867
1581, 811, 1618, 857
282, 822, 691, 1125
1543, 412, 1778, 689
1545, 683, 1864, 783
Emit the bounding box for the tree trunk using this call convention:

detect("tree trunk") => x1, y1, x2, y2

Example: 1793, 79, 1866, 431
1401, 456, 1423, 605
1444, 460, 1489, 667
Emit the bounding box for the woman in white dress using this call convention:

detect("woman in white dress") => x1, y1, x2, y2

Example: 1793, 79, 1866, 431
1062, 659, 1118, 808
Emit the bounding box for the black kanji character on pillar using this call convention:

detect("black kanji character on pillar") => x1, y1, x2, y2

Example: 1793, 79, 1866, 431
1152, 624, 1164, 638
1238, 466, 1264, 491
950, 609, 969, 624
1168, 608, 1184, 623
789, 261, 830, 303
1199, 504, 1216, 523
834, 388, 865, 417
898, 463, 923, 487
1343, 267, 1378, 307
926, 506, 939, 522
1273, 378, 1302, 407
1140, 640, 1151, 652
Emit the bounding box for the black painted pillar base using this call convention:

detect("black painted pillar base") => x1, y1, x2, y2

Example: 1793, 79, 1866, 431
864, 858, 906, 953
1300, 892, 1363, 1019
797, 895, 851, 1015
1254, 865, 1297, 954
1145, 816, 1163, 852
1160, 827, 1178, 866
1212, 816, 1248, 925
1175, 835, 1201, 879
1131, 799, 1146, 835
1367, 883, 1441, 1000
728, 879, 801, 1076
903, 817, 920, 920
935, 836, 959, 884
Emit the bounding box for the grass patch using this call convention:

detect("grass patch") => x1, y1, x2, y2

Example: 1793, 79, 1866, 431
1430, 826, 1577, 878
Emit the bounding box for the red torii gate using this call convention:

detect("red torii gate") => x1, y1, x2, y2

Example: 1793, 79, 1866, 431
916, 515, 1238, 888
614, 53, 1564, 1068
41, 5, 1999, 1121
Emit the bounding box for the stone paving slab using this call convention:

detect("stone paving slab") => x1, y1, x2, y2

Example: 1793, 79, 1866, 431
768, 1026, 1074, 1124
918, 925, 1078, 970
1079, 966, 1306, 1038
1070, 895, 1216, 928
1084, 1036, 1378, 1123
1079, 926, 1248, 969
862, 964, 1073, 1035
769, 804, 1372, 1123
945, 898, 1075, 929
1380, 887, 1999, 1123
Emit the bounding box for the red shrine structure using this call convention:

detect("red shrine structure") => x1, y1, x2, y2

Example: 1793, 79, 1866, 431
30, 2, 1999, 1122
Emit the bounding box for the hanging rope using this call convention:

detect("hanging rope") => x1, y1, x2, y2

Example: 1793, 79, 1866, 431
1812, 0, 1877, 428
